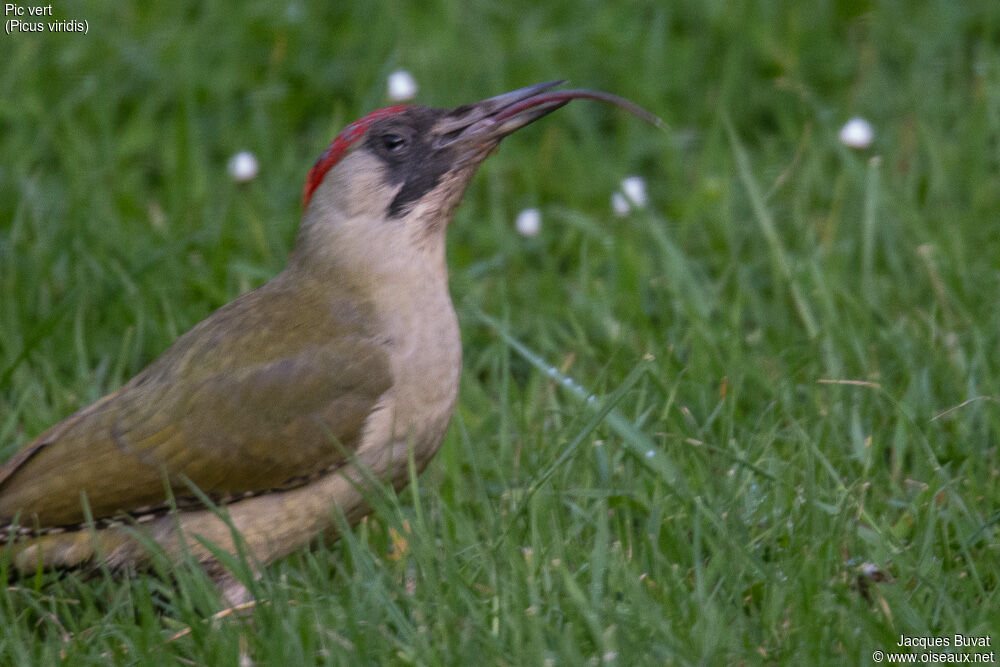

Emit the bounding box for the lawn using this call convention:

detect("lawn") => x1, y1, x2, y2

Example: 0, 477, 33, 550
1, 1, 998, 663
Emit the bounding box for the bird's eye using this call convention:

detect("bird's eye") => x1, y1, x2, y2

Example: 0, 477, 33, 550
382, 133, 406, 152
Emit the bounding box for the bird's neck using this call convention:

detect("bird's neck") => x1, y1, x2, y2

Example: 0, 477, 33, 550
286, 206, 462, 468
285, 205, 460, 378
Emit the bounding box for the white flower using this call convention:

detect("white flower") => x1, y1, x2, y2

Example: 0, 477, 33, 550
515, 208, 541, 237
611, 191, 631, 217
620, 175, 648, 208
227, 151, 258, 182
839, 117, 874, 149
387, 70, 419, 102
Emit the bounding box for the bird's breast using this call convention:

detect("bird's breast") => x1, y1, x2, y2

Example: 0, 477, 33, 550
389, 295, 462, 450
354, 281, 461, 485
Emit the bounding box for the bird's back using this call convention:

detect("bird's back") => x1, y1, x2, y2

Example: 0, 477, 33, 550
0, 273, 392, 536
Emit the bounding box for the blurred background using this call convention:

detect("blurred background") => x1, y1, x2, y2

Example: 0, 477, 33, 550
1, 0, 998, 663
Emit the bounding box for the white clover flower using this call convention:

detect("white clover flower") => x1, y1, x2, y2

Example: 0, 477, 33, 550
387, 70, 419, 102
515, 208, 541, 237
839, 117, 874, 149
620, 175, 648, 208
611, 191, 631, 217
227, 151, 259, 182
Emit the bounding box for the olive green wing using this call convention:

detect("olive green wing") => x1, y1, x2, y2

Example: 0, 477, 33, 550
0, 335, 391, 529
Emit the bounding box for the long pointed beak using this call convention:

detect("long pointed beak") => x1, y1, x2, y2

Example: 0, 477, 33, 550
435, 81, 662, 152
432, 81, 567, 149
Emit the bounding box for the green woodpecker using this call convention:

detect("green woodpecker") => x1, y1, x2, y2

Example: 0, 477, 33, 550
0, 82, 658, 600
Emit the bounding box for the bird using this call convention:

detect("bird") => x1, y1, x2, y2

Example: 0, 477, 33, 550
0, 81, 659, 601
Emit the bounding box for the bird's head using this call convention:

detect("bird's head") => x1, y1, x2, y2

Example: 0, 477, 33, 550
292, 81, 659, 281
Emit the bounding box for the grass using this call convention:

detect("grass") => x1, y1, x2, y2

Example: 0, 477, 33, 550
1, 0, 998, 663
